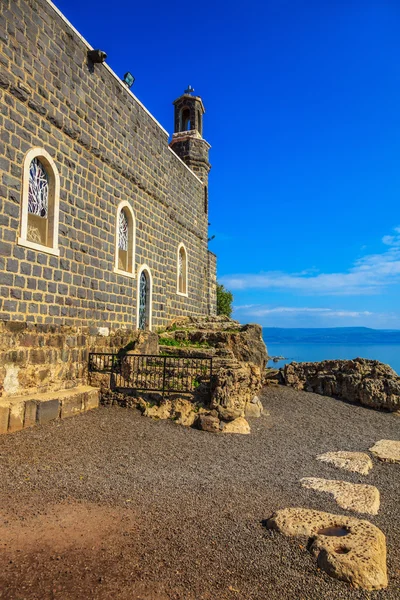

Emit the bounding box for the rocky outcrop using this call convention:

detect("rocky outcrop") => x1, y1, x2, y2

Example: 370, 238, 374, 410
160, 316, 268, 371
101, 317, 268, 434
264, 368, 284, 385
283, 358, 400, 412
152, 316, 268, 432
267, 507, 388, 590
210, 359, 263, 414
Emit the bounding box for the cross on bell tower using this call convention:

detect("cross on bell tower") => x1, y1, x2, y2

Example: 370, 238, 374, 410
169, 86, 211, 184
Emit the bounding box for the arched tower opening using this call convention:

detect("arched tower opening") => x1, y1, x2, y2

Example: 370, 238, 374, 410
180, 107, 191, 131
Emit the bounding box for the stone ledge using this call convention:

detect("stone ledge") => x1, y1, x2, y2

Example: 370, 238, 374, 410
0, 386, 100, 434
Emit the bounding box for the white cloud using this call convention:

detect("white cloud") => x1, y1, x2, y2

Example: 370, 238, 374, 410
234, 306, 373, 318
222, 227, 400, 296
382, 235, 395, 246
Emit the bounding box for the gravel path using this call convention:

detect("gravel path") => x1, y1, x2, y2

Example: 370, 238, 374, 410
0, 386, 399, 600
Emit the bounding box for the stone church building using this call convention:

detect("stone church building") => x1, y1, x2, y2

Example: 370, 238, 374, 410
0, 0, 219, 432
0, 0, 217, 332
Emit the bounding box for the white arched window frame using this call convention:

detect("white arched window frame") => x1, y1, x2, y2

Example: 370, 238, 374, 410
18, 147, 60, 256
136, 264, 153, 331
177, 243, 188, 297
114, 200, 136, 278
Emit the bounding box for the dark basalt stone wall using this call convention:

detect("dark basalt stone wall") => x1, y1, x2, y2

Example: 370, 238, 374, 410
0, 0, 215, 328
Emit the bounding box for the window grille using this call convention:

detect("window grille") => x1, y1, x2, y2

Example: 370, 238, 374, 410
178, 250, 183, 279
139, 271, 148, 330
118, 210, 128, 251
178, 246, 187, 294
28, 158, 49, 218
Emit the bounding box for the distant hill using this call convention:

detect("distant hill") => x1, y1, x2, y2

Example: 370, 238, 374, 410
262, 327, 400, 344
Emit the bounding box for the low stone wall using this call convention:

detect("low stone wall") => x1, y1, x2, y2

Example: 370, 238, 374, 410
0, 315, 268, 435
0, 385, 99, 434
0, 320, 158, 399
284, 358, 400, 412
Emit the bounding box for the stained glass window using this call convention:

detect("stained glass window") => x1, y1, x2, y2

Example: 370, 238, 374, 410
28, 158, 49, 218
118, 210, 128, 251
139, 271, 148, 330
178, 250, 183, 279
178, 246, 186, 294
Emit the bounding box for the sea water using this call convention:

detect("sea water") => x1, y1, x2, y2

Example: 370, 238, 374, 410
264, 339, 400, 374
265, 341, 400, 375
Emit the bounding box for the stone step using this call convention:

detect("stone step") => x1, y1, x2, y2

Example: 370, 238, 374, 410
0, 385, 100, 434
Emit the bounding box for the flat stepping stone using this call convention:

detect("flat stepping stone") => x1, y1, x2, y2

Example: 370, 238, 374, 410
369, 439, 400, 463
301, 477, 380, 515
266, 507, 387, 590
317, 451, 373, 475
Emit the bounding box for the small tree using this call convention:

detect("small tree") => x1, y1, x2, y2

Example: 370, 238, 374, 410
216, 283, 233, 317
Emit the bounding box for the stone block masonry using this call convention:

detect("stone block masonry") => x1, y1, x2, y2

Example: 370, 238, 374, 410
0, 320, 158, 399
207, 251, 217, 317
0, 386, 100, 434
0, 0, 216, 329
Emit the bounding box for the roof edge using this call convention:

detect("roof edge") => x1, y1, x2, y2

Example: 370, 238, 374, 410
45, 0, 169, 137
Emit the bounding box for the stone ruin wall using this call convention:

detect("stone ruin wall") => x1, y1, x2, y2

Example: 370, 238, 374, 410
0, 319, 157, 400
157, 319, 268, 417
0, 0, 214, 329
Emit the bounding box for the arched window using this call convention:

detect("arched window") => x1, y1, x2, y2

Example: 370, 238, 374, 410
197, 109, 202, 135
180, 108, 191, 131
18, 148, 60, 255
137, 265, 152, 330
177, 243, 188, 296
114, 201, 136, 277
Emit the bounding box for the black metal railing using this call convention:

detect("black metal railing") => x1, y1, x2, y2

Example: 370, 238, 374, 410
89, 352, 213, 399
88, 352, 117, 373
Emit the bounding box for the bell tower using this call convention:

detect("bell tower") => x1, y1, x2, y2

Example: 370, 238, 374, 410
169, 86, 211, 184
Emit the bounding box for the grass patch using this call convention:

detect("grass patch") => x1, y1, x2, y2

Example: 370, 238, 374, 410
158, 337, 181, 347
158, 337, 210, 348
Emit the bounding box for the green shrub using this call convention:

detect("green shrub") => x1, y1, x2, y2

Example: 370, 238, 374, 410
216, 283, 233, 317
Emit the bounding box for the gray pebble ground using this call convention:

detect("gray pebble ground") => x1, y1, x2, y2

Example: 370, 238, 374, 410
0, 386, 399, 600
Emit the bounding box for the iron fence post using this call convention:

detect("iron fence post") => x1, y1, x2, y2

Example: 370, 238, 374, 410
209, 357, 213, 403
162, 355, 167, 400
110, 352, 116, 390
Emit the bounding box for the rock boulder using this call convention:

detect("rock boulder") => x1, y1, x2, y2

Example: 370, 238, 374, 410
284, 358, 400, 412
221, 416, 250, 435
267, 507, 387, 590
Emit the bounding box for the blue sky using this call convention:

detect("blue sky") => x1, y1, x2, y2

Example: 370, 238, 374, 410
53, 0, 400, 328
